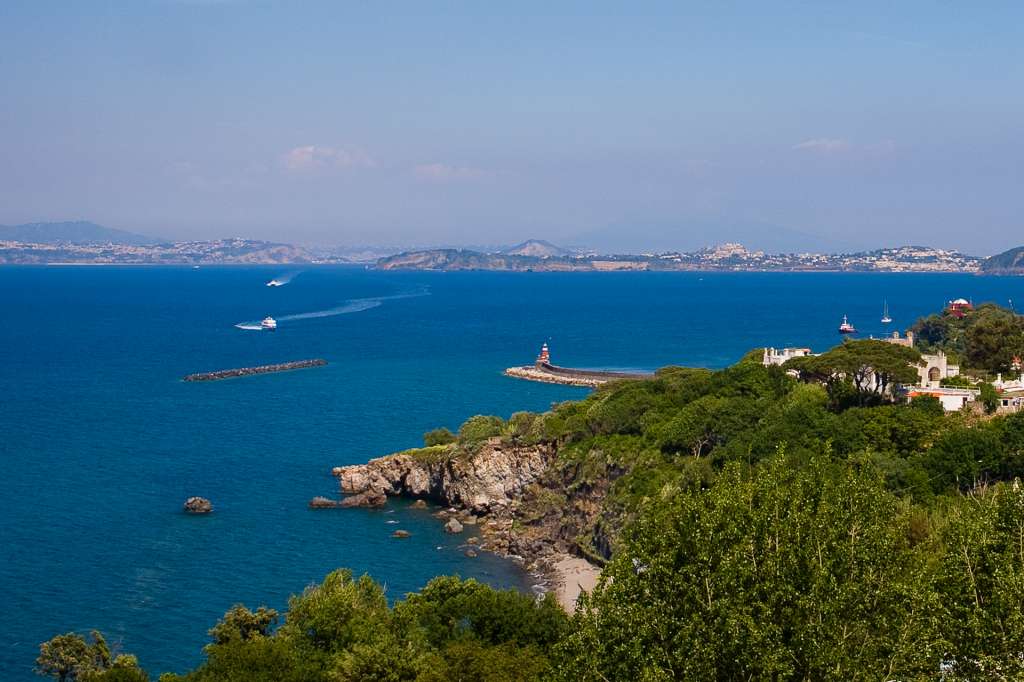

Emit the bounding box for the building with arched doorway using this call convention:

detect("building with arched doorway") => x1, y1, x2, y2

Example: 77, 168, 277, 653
918, 350, 959, 388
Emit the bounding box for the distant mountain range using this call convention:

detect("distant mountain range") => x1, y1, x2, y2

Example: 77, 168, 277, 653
0, 221, 162, 246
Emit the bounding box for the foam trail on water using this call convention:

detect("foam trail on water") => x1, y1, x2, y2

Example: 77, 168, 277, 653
278, 299, 381, 321
235, 288, 429, 329
266, 271, 301, 287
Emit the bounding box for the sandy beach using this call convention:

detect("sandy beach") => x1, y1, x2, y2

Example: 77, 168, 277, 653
550, 554, 602, 611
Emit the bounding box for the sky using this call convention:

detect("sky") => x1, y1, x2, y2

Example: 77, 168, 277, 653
1, 1, 1022, 254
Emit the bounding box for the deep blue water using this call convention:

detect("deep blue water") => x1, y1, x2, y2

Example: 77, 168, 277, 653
2, 266, 1023, 678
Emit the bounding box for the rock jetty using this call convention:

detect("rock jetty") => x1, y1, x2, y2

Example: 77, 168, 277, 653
183, 359, 327, 382
183, 497, 212, 514
504, 362, 651, 388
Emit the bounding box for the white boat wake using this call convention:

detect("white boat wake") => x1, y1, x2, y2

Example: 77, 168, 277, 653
235, 288, 428, 330
266, 271, 301, 287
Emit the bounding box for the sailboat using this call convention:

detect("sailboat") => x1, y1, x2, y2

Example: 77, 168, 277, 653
881, 300, 892, 324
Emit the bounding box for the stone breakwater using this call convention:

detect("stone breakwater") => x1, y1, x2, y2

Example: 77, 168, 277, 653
183, 358, 327, 382
504, 362, 652, 388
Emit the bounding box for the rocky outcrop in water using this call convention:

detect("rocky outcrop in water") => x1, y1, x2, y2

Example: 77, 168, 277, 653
309, 496, 340, 509
184, 497, 212, 514
333, 441, 555, 514
338, 489, 387, 508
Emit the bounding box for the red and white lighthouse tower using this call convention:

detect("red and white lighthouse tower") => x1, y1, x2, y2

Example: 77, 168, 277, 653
536, 342, 550, 365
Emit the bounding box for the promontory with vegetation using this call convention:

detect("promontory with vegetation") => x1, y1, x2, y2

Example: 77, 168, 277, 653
36, 303, 1024, 681
980, 245, 1024, 275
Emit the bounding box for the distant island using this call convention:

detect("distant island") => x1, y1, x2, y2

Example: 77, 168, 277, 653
3, 223, 1024, 272
376, 241, 988, 274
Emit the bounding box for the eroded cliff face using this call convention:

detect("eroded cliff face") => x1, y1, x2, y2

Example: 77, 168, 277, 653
331, 440, 622, 566
333, 441, 555, 514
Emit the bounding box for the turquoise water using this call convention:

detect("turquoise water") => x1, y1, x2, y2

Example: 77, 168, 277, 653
2, 266, 1023, 678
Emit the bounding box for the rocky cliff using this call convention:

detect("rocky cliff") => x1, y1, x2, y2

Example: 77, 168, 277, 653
333, 440, 554, 514
331, 439, 621, 571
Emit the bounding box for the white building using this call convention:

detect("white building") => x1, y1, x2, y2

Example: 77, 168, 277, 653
763, 347, 813, 367
918, 351, 960, 388
881, 331, 960, 388
907, 387, 977, 412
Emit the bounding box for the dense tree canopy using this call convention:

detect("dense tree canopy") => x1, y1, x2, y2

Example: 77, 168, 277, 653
154, 572, 567, 682
911, 303, 1024, 374
556, 454, 1024, 681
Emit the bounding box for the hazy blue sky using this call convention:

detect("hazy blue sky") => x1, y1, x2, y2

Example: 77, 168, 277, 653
1, 1, 1021, 253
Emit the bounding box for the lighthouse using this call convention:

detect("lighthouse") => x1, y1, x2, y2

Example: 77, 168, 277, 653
536, 342, 551, 366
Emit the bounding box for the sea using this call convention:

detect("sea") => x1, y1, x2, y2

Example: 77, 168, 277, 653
2, 266, 1023, 679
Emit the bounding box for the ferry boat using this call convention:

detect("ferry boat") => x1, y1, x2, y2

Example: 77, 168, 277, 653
881, 300, 892, 324
838, 315, 856, 334
261, 316, 277, 331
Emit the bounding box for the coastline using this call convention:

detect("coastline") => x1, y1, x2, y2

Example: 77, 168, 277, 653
330, 443, 604, 612
548, 554, 602, 611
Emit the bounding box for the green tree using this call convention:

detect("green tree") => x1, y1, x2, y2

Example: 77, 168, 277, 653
37, 634, 93, 682
208, 605, 279, 645
922, 425, 1007, 492
964, 306, 1024, 373
457, 415, 505, 446
37, 631, 115, 682
280, 569, 391, 653
423, 427, 456, 447
912, 303, 1024, 373
935, 481, 1024, 679
979, 382, 999, 415
505, 412, 543, 444
37, 632, 146, 682
786, 339, 922, 406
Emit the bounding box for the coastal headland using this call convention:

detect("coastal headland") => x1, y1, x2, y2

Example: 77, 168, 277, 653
330, 439, 603, 611
183, 358, 327, 382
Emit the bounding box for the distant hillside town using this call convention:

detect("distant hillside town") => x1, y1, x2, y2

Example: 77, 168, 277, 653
0, 237, 343, 265
2, 222, 1023, 272
375, 242, 988, 273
